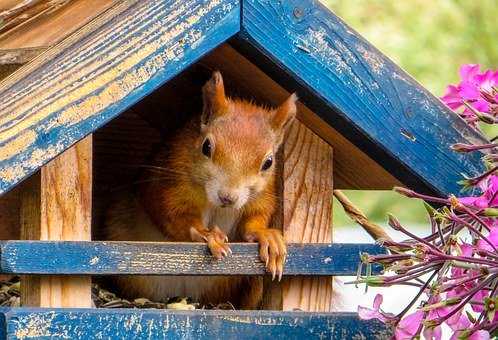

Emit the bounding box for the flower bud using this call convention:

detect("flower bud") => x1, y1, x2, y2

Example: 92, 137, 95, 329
387, 213, 402, 231
393, 186, 416, 198
483, 208, 498, 217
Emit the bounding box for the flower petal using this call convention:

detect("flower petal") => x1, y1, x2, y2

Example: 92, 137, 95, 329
423, 325, 442, 340
395, 311, 424, 339
373, 293, 383, 310
469, 330, 490, 340
460, 64, 481, 82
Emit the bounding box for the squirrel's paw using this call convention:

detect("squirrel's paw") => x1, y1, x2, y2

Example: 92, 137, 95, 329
245, 229, 287, 281
190, 226, 231, 260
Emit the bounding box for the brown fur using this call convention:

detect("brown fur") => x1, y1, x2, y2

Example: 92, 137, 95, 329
103, 71, 296, 308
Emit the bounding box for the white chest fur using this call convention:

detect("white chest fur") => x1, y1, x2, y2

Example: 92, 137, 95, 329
203, 206, 242, 240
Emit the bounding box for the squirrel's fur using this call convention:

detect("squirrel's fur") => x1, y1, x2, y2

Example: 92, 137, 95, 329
103, 71, 297, 309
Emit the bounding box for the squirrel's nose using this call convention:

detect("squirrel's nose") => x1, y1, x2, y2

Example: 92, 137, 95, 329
218, 191, 238, 207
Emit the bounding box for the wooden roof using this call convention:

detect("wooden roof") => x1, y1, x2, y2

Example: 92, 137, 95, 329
0, 0, 486, 196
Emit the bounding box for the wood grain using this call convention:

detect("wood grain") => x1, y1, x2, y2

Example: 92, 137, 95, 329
0, 0, 240, 195
0, 308, 392, 339
0, 241, 384, 276
237, 0, 486, 195
20, 136, 92, 307
201, 44, 401, 189
281, 121, 334, 311
0, 0, 117, 50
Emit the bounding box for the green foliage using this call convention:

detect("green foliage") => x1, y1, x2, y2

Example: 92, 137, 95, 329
325, 0, 498, 94
324, 0, 498, 226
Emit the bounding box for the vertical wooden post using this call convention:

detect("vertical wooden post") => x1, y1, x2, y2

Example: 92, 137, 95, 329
20, 136, 92, 307
264, 120, 333, 311
281, 121, 333, 311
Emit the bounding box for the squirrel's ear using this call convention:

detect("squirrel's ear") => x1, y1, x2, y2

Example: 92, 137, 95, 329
201, 71, 228, 125
271, 93, 297, 132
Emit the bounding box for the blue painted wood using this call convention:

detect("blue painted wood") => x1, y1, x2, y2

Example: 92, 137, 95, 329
237, 0, 486, 195
0, 241, 384, 276
0, 308, 392, 339
0, 0, 240, 195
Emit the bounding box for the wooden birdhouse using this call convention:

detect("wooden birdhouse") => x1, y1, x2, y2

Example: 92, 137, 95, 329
0, 0, 485, 338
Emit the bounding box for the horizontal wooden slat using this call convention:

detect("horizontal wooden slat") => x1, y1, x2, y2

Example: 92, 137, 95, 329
0, 308, 392, 339
237, 0, 486, 195
0, 241, 384, 276
0, 0, 240, 195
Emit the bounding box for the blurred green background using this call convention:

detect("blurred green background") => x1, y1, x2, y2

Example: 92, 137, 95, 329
322, 0, 498, 229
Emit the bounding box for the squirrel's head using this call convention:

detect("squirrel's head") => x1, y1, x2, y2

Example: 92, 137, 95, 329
195, 71, 297, 209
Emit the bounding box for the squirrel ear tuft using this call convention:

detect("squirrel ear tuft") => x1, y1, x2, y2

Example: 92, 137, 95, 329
201, 71, 228, 125
271, 93, 297, 132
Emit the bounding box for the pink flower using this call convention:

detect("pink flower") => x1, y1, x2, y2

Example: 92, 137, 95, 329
446, 311, 471, 331
469, 331, 491, 340
423, 296, 448, 340
394, 311, 424, 340
357, 294, 395, 323
441, 64, 498, 124
477, 227, 498, 252
450, 330, 490, 340
470, 289, 489, 313
423, 324, 442, 340
459, 175, 498, 209
476, 70, 498, 94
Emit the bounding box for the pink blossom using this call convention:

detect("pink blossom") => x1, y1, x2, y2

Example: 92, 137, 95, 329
423, 324, 442, 340
357, 294, 395, 323
477, 227, 498, 252
459, 175, 498, 209
446, 311, 471, 331
470, 289, 489, 313
469, 331, 491, 340
394, 311, 424, 340
476, 70, 498, 94
450, 330, 490, 340
423, 296, 448, 340
441, 64, 498, 124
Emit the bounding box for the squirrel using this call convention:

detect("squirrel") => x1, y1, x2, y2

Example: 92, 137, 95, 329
103, 71, 297, 309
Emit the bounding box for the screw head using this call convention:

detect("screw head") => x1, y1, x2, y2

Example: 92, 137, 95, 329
293, 7, 303, 19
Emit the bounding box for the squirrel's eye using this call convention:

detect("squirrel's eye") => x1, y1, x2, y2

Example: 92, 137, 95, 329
202, 138, 212, 158
261, 155, 273, 171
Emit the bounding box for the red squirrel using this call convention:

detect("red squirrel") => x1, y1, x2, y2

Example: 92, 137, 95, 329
104, 71, 297, 308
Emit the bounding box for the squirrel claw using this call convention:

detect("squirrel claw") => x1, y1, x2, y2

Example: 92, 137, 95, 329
190, 226, 230, 260
246, 228, 287, 280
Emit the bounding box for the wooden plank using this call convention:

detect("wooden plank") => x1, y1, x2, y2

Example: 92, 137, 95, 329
280, 121, 334, 311
202, 44, 401, 189
237, 0, 486, 196
0, 241, 384, 276
0, 308, 392, 339
20, 136, 92, 308
0, 0, 117, 50
0, 47, 46, 65
0, 0, 240, 195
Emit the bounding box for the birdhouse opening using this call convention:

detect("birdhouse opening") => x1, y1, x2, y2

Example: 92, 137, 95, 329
0, 43, 399, 311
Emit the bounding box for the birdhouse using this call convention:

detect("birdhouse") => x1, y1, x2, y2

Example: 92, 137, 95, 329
0, 0, 484, 338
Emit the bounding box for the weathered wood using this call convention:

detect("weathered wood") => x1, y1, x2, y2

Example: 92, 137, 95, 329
0, 308, 392, 339
0, 0, 117, 51
0, 47, 46, 65
236, 0, 486, 195
0, 241, 384, 276
0, 0, 240, 195
280, 121, 334, 312
202, 44, 401, 189
0, 186, 20, 241
19, 173, 41, 305
20, 136, 92, 308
